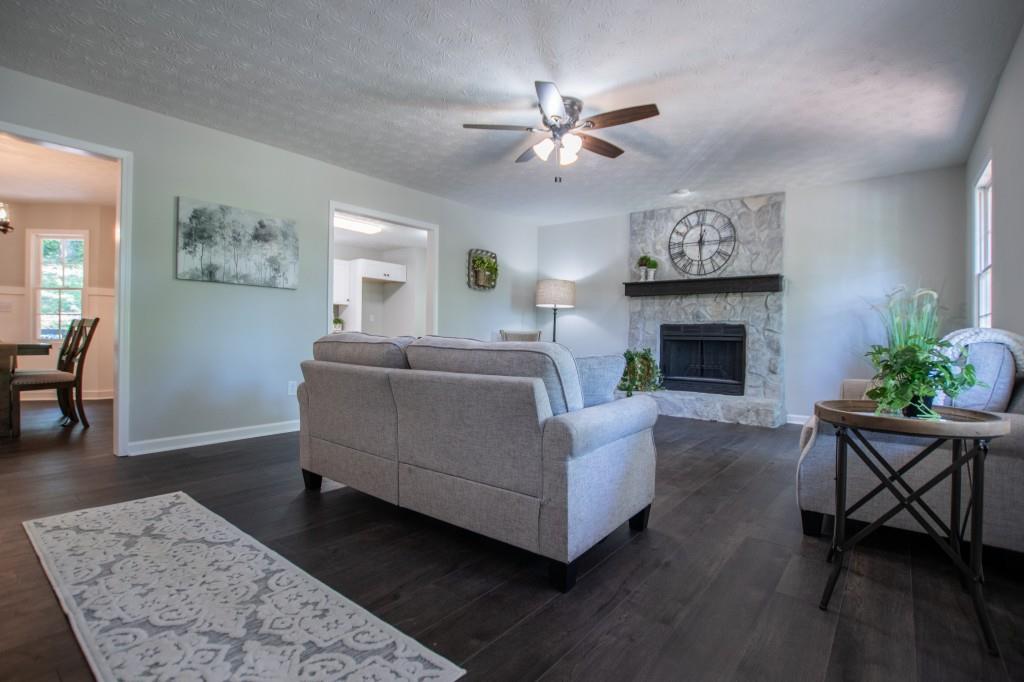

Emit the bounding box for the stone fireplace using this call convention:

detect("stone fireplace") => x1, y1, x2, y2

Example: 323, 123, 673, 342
627, 193, 785, 427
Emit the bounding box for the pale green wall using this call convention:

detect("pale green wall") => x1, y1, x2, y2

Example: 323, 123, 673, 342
0, 66, 538, 444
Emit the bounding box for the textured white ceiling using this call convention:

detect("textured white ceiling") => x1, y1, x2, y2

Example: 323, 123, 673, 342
0, 133, 119, 204
1, 0, 1021, 223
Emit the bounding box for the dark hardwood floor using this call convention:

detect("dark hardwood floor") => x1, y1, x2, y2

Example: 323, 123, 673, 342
2, 400, 1023, 681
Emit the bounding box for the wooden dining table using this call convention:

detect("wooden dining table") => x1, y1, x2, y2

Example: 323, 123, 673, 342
1, 342, 52, 436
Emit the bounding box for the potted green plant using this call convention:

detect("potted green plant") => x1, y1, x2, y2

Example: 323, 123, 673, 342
645, 256, 659, 281
618, 348, 664, 397
864, 288, 977, 418
332, 317, 345, 333
472, 254, 498, 287
637, 255, 658, 281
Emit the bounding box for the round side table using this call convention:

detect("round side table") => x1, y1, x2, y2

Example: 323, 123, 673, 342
814, 399, 1010, 656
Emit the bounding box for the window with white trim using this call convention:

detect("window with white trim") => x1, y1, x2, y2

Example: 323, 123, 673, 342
29, 232, 87, 341
975, 161, 993, 328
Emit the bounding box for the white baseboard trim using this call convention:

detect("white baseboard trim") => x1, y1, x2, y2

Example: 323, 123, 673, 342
124, 419, 299, 456
787, 414, 811, 425
21, 390, 114, 401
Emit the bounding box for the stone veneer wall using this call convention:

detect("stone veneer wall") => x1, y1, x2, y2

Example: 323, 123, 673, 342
628, 193, 785, 427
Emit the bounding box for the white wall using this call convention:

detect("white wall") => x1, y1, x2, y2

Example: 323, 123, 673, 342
784, 166, 967, 418
535, 166, 968, 420
967, 24, 1024, 335
0, 201, 116, 399
535, 215, 630, 353
0, 66, 538, 449
381, 246, 428, 337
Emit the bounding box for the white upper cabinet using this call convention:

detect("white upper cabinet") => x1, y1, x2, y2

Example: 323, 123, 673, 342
333, 259, 351, 305
355, 258, 407, 283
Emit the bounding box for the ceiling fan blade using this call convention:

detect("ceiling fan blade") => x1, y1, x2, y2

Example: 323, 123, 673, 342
582, 104, 660, 130
514, 147, 536, 163
535, 81, 567, 123
579, 133, 624, 158
463, 123, 539, 131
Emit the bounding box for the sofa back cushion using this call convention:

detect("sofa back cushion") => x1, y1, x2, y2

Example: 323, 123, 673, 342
942, 342, 1016, 412
406, 336, 584, 414
390, 370, 551, 496
313, 332, 413, 368
300, 360, 400, 460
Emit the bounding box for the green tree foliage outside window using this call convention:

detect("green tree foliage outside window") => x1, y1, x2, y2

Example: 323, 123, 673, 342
38, 237, 85, 340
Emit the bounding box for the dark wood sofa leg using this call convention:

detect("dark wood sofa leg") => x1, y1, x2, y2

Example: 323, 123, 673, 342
549, 559, 578, 592
801, 509, 825, 537
629, 504, 652, 532
302, 469, 323, 491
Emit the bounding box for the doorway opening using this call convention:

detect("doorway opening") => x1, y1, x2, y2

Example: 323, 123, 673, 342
0, 124, 131, 454
328, 203, 438, 338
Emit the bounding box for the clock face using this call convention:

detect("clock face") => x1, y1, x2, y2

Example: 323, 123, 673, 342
668, 209, 737, 276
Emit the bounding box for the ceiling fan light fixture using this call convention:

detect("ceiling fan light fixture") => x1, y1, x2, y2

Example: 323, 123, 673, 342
561, 133, 583, 155
532, 137, 555, 161
559, 148, 579, 166
334, 213, 383, 235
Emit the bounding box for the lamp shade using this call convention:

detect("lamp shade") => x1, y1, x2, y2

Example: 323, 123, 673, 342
535, 279, 576, 309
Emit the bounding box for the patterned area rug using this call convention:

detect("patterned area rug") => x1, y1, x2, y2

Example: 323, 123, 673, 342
24, 492, 465, 681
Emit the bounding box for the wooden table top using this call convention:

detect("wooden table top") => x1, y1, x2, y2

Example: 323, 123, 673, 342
814, 400, 1010, 439
14, 343, 52, 356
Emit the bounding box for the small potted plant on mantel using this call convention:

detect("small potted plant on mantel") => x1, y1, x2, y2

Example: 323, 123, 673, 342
865, 288, 978, 418
332, 317, 345, 334
637, 256, 659, 281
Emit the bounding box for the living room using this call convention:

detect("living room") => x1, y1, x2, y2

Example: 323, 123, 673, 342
1, 1, 1023, 680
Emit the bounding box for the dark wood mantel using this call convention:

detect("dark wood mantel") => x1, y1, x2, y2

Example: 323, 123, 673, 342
623, 274, 783, 297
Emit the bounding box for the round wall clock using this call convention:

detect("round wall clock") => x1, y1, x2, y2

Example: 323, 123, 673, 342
668, 209, 737, 276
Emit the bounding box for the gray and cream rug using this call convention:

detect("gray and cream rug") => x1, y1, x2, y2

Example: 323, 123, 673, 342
24, 491, 465, 681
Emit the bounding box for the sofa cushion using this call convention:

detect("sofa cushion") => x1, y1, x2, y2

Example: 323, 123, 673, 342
406, 336, 584, 414
313, 332, 413, 368
941, 342, 1015, 412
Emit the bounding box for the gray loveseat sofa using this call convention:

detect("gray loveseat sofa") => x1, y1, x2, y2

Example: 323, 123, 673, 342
797, 330, 1024, 553
297, 332, 659, 590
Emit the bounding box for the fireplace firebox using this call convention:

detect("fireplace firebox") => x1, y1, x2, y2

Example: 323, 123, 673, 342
660, 324, 746, 395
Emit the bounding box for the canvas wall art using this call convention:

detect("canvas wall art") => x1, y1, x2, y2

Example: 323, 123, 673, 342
176, 197, 299, 289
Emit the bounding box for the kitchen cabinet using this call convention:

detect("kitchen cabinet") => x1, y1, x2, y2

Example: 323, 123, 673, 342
333, 259, 351, 305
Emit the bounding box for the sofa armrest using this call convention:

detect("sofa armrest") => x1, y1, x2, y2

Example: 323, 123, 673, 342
543, 394, 658, 459
575, 354, 626, 407
841, 378, 873, 400
991, 412, 1024, 458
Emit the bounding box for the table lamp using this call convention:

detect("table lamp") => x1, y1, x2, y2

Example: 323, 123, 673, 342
535, 279, 575, 342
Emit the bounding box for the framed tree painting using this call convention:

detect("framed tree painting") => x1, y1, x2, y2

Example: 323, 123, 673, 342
176, 197, 299, 289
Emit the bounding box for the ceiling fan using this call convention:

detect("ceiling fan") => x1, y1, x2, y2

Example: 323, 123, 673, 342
463, 81, 659, 166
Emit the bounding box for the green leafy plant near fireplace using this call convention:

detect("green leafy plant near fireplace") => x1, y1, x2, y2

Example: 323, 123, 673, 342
618, 348, 663, 396
865, 288, 978, 418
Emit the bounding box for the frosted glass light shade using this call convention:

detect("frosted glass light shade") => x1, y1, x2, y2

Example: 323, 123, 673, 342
535, 279, 576, 309
533, 137, 555, 161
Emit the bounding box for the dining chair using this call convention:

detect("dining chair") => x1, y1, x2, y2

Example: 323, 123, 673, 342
10, 318, 100, 437
499, 329, 542, 341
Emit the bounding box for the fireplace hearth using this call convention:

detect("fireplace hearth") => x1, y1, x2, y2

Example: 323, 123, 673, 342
660, 324, 746, 395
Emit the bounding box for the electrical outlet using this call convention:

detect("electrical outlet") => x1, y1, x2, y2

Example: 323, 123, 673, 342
287, 381, 298, 396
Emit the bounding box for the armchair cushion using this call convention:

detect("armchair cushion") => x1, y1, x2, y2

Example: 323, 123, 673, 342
940, 342, 1015, 412
575, 355, 626, 407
